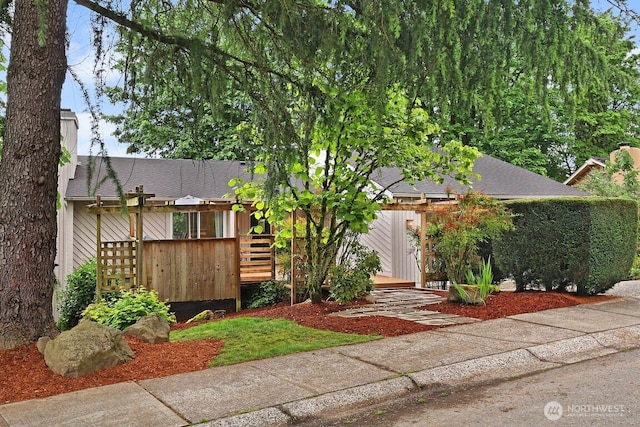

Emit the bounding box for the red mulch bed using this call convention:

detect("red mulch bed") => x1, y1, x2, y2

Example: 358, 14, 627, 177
0, 290, 617, 404
423, 290, 616, 320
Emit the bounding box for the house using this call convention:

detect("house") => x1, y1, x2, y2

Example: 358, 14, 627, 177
58, 157, 262, 291
55, 110, 588, 297
360, 158, 588, 285
564, 143, 640, 187
564, 157, 607, 187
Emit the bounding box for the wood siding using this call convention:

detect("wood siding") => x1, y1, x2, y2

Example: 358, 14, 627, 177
390, 211, 421, 285
72, 205, 170, 269
358, 210, 420, 285
142, 238, 239, 302
358, 211, 393, 276
55, 113, 79, 294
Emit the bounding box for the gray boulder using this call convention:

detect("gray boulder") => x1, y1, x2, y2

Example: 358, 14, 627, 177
44, 320, 134, 378
123, 313, 170, 344
36, 336, 51, 354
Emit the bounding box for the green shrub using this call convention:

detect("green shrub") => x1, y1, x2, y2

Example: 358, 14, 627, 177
82, 287, 176, 330
478, 240, 505, 282
628, 254, 640, 280
494, 197, 638, 295
56, 258, 97, 331
465, 257, 494, 287
451, 257, 497, 305
329, 238, 381, 304
248, 280, 289, 308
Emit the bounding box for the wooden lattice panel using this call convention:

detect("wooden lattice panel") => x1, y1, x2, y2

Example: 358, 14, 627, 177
99, 240, 137, 292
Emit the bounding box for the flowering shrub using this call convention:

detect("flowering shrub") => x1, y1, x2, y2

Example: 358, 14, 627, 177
426, 192, 514, 284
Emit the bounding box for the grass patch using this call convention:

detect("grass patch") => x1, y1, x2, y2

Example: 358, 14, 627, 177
170, 317, 381, 366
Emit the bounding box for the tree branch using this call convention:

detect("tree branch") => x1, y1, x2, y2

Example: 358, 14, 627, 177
605, 0, 640, 22
73, 0, 299, 84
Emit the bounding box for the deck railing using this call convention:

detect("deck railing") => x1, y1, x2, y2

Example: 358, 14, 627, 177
97, 235, 275, 305
239, 234, 275, 283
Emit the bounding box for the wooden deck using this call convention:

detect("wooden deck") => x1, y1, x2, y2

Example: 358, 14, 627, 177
371, 275, 416, 289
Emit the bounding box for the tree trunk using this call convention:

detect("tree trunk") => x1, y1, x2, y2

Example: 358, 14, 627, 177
305, 233, 339, 304
0, 0, 68, 349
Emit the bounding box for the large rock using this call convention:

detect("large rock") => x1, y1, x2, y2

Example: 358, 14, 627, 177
185, 309, 225, 324
43, 320, 134, 378
124, 313, 170, 344
36, 336, 51, 354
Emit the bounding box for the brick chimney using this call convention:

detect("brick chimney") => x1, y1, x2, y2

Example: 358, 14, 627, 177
610, 142, 640, 184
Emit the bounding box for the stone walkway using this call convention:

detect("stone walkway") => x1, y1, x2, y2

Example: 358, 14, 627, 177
330, 288, 480, 326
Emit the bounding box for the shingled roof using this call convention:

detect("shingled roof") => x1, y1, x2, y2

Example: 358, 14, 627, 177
374, 154, 587, 199
65, 153, 587, 202
65, 156, 256, 201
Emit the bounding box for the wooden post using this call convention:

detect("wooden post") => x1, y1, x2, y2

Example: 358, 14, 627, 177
136, 185, 144, 290
235, 205, 241, 312
290, 210, 296, 305
125, 185, 154, 291
95, 195, 102, 302
129, 213, 135, 238
420, 210, 427, 288
270, 222, 276, 281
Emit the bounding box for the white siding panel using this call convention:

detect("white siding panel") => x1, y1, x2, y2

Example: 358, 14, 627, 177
72, 207, 128, 268
143, 212, 171, 239
72, 203, 171, 269
359, 212, 393, 276
55, 113, 79, 314
390, 211, 421, 285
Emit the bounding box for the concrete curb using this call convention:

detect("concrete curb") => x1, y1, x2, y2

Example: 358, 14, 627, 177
281, 376, 415, 421
527, 335, 617, 364
591, 325, 640, 349
202, 326, 640, 426
194, 376, 416, 426
196, 407, 290, 427
409, 348, 559, 389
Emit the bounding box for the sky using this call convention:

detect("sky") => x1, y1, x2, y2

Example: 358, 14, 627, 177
61, 0, 640, 158
63, 3, 126, 156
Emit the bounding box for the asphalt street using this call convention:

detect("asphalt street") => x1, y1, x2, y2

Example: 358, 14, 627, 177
316, 347, 640, 427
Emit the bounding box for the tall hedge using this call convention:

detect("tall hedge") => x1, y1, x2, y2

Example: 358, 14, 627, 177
493, 197, 638, 295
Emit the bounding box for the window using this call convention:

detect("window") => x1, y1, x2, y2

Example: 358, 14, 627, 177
172, 212, 224, 238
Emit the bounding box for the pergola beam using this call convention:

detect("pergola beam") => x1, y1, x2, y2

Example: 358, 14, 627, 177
86, 202, 251, 215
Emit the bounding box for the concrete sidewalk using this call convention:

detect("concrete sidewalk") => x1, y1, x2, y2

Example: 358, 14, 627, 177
2, 294, 640, 426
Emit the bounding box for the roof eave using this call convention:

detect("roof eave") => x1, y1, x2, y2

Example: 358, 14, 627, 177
563, 158, 606, 185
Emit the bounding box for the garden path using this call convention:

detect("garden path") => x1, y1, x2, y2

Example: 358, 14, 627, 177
331, 288, 480, 326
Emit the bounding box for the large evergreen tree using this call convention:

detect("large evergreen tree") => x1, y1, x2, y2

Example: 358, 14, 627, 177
102, 1, 640, 179
1, 0, 639, 347
0, 0, 68, 348
398, 2, 640, 181
571, 11, 640, 167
